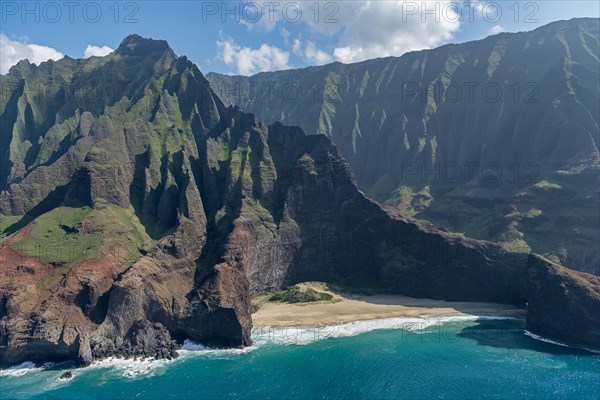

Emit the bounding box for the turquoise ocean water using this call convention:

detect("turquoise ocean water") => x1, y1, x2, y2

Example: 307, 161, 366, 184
1, 317, 599, 400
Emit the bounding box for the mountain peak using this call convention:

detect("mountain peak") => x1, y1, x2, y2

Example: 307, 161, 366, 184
113, 34, 178, 76
116, 34, 174, 56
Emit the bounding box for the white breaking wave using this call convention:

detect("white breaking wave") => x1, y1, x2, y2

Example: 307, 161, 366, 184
524, 330, 571, 347
251, 314, 520, 346
0, 361, 54, 377
524, 330, 600, 354
87, 356, 176, 378
179, 339, 257, 356
86, 341, 258, 378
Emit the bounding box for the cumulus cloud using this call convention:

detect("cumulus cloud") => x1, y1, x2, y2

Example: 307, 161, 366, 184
0, 34, 64, 74
305, 1, 462, 64
292, 38, 302, 55
84, 45, 114, 58
292, 39, 332, 65
280, 27, 292, 45
305, 42, 333, 65
213, 1, 482, 69
217, 38, 290, 75
239, 1, 281, 32
488, 25, 504, 35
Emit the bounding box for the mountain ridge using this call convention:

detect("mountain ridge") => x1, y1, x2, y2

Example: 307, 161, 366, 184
208, 18, 599, 77
0, 31, 598, 368
207, 17, 600, 274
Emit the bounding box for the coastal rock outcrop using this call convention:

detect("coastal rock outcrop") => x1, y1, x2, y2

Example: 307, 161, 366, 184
526, 254, 600, 349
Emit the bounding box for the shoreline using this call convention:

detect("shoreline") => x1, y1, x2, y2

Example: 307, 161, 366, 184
9, 283, 600, 375
4, 313, 600, 376
252, 283, 526, 328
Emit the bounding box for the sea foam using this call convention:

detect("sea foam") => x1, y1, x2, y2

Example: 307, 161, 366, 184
86, 356, 176, 378
524, 330, 600, 354
251, 314, 519, 346
179, 340, 257, 356
0, 361, 53, 377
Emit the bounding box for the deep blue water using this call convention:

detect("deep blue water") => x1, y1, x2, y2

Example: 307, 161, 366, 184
1, 318, 599, 400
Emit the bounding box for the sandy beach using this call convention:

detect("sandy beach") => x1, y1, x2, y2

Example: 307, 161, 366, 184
252, 282, 526, 327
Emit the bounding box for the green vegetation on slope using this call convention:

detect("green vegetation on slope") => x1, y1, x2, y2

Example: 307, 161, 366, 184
0, 215, 23, 241
13, 203, 154, 287
206, 18, 600, 274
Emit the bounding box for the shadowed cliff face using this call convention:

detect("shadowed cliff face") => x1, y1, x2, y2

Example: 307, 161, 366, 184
207, 18, 600, 275
526, 254, 600, 349
0, 33, 598, 368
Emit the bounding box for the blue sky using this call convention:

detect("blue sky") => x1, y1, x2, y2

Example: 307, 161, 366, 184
1, 1, 599, 75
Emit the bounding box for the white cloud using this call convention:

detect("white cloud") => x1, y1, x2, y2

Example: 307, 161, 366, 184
488, 25, 504, 35
292, 38, 302, 55
0, 34, 64, 74
304, 1, 462, 64
292, 39, 332, 65
280, 27, 292, 46
240, 1, 281, 32
83, 45, 114, 58
217, 38, 291, 75
305, 41, 332, 65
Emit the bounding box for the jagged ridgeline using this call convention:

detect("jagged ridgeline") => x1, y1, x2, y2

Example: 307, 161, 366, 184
0, 33, 598, 368
207, 18, 600, 274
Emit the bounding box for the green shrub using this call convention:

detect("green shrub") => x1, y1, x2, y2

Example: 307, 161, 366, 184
269, 285, 333, 303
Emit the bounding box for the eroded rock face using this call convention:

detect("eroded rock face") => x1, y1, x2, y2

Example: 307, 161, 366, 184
207, 18, 600, 275
0, 34, 599, 368
526, 255, 600, 349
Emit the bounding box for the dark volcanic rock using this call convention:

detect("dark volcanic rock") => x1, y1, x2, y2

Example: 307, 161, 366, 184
526, 254, 600, 349
59, 371, 73, 380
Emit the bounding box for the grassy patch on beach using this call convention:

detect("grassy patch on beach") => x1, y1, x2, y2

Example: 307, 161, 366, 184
269, 284, 334, 304
269, 283, 334, 304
